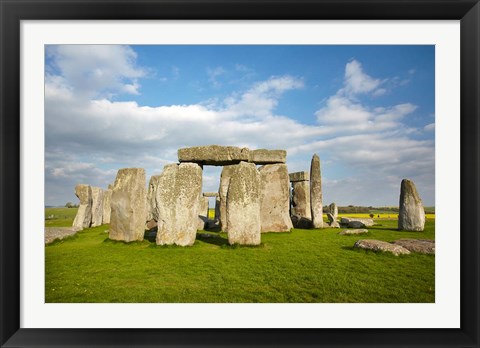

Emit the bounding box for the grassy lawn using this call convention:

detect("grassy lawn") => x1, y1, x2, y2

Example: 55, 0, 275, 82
45, 216, 435, 303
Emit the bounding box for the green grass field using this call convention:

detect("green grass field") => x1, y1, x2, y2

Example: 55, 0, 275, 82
45, 207, 435, 303
45, 207, 79, 227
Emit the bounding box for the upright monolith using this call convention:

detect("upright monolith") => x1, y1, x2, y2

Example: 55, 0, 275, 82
398, 179, 425, 231
218, 165, 236, 231
259, 163, 293, 232
146, 175, 161, 222
90, 187, 104, 227
226, 161, 261, 245
155, 163, 202, 246
109, 168, 147, 242
72, 184, 92, 230
102, 188, 112, 224
310, 154, 323, 228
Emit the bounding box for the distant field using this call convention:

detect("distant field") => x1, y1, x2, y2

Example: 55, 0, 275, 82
339, 213, 436, 220
45, 207, 79, 227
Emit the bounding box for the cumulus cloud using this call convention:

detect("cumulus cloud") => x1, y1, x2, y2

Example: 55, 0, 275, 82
44, 47, 433, 207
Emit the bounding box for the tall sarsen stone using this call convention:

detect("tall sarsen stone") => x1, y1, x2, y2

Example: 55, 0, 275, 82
155, 163, 203, 246
398, 179, 425, 231
109, 168, 147, 242
72, 184, 92, 230
310, 154, 323, 228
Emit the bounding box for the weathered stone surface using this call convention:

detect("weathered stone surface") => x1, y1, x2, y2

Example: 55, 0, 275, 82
310, 154, 323, 228
291, 215, 313, 229
289, 171, 309, 182
109, 168, 147, 243
326, 213, 340, 228
72, 184, 92, 230
146, 175, 161, 221
203, 192, 219, 197
45, 227, 79, 244
353, 239, 411, 256
197, 196, 209, 230
249, 149, 286, 164
90, 187, 104, 227
339, 229, 368, 235
214, 196, 220, 221
219, 165, 236, 231
178, 145, 249, 166
102, 188, 112, 224
259, 164, 293, 232
329, 203, 338, 220
291, 181, 311, 219
226, 162, 261, 245
392, 239, 435, 254
398, 179, 425, 231
340, 217, 375, 228
156, 163, 202, 246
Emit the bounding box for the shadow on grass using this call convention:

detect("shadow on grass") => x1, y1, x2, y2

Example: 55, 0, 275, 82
197, 233, 229, 246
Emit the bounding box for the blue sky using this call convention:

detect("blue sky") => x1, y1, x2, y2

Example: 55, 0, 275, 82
45, 45, 435, 207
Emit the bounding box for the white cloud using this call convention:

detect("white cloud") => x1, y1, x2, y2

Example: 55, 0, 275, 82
46, 45, 147, 98
44, 49, 433, 207
424, 123, 435, 131
207, 66, 226, 87
343, 60, 383, 96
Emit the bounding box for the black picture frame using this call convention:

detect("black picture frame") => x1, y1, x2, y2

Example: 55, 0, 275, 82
1, 1, 479, 347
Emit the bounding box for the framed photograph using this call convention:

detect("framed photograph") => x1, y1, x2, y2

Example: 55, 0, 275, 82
1, 0, 479, 347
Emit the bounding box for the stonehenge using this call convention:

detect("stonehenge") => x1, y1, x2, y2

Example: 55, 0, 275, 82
69, 145, 430, 248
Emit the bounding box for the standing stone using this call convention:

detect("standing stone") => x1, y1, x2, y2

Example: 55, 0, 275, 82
291, 181, 311, 219
146, 175, 161, 221
102, 188, 112, 224
156, 163, 202, 246
329, 203, 338, 220
218, 165, 236, 232
214, 196, 221, 221
398, 179, 425, 231
197, 196, 209, 230
109, 168, 147, 242
72, 184, 92, 230
90, 187, 104, 227
310, 154, 323, 228
226, 162, 261, 245
259, 164, 293, 232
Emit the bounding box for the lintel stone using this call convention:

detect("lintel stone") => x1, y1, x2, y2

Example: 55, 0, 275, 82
289, 171, 309, 182
248, 149, 286, 164
203, 192, 219, 197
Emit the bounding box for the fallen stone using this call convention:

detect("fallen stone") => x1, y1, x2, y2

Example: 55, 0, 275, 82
203, 192, 219, 197
289, 171, 309, 182
291, 215, 313, 229
398, 179, 426, 231
178, 145, 249, 166
156, 163, 202, 246
146, 175, 161, 222
109, 168, 147, 242
310, 154, 323, 228
226, 162, 261, 245
339, 229, 368, 235
259, 163, 293, 232
353, 239, 411, 256
248, 149, 286, 164
340, 217, 375, 228
392, 239, 435, 254
145, 219, 158, 231
90, 187, 104, 227
102, 188, 112, 224
72, 184, 92, 230
45, 227, 80, 244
